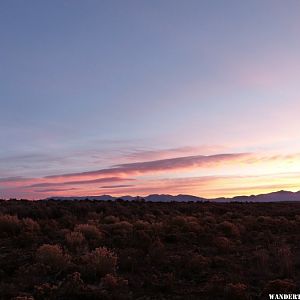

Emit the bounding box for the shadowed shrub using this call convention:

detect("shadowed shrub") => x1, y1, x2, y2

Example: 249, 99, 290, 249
218, 221, 240, 237
262, 279, 297, 296
225, 283, 248, 300
101, 273, 128, 290
0, 214, 21, 236
214, 236, 233, 253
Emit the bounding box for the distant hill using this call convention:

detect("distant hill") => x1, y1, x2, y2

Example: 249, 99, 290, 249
47, 190, 300, 202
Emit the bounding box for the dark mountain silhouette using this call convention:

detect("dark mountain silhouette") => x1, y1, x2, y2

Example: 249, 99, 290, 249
47, 190, 300, 202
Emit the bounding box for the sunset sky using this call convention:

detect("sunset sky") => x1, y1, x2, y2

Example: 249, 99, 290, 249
1, 0, 300, 199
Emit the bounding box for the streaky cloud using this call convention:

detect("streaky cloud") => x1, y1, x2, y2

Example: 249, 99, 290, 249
28, 176, 134, 188
45, 153, 249, 179
100, 184, 134, 189
35, 188, 79, 193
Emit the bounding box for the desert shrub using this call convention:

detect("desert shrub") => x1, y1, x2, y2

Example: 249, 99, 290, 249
214, 236, 233, 253
133, 230, 152, 250
218, 221, 240, 237
151, 221, 164, 233
65, 231, 86, 253
2, 199, 300, 299
204, 274, 226, 297
203, 215, 216, 224
74, 224, 103, 241
34, 283, 58, 300
102, 215, 120, 224
186, 254, 209, 274
108, 221, 133, 235
254, 248, 269, 272
36, 244, 69, 271
277, 245, 293, 277
225, 283, 248, 300
118, 248, 143, 272
134, 220, 151, 230
82, 247, 117, 279
22, 218, 40, 233
170, 216, 188, 228
148, 239, 165, 263
56, 272, 86, 298
262, 279, 297, 295
295, 215, 300, 222
101, 273, 128, 290
0, 214, 21, 236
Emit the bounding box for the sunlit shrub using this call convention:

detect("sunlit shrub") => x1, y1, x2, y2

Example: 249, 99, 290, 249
65, 231, 86, 252
22, 218, 40, 233
74, 224, 103, 241
134, 220, 151, 230
109, 221, 133, 235
82, 247, 117, 278
36, 244, 69, 271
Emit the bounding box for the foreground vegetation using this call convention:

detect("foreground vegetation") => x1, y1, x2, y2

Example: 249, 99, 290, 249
0, 199, 300, 299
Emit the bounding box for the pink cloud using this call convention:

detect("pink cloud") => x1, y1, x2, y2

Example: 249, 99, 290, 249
45, 153, 249, 179
2, 151, 300, 199
100, 184, 134, 189
27, 176, 134, 188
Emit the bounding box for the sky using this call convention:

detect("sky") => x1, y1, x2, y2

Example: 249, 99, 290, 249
1, 0, 300, 199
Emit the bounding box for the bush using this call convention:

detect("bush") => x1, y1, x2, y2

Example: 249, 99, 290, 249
109, 221, 133, 235
36, 244, 69, 271
0, 214, 21, 236
65, 231, 86, 251
262, 279, 297, 295
82, 247, 117, 279
22, 218, 40, 233
74, 224, 103, 241
101, 273, 128, 290
186, 254, 209, 274
56, 272, 86, 297
277, 245, 293, 277
218, 221, 240, 237
214, 236, 233, 253
225, 283, 248, 300
34, 283, 57, 299
103, 215, 120, 224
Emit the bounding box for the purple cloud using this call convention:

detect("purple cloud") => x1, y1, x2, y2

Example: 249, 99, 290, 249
100, 184, 134, 189
45, 153, 249, 179
28, 176, 134, 188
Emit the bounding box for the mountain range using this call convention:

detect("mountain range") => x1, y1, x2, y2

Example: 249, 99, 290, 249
47, 190, 300, 202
